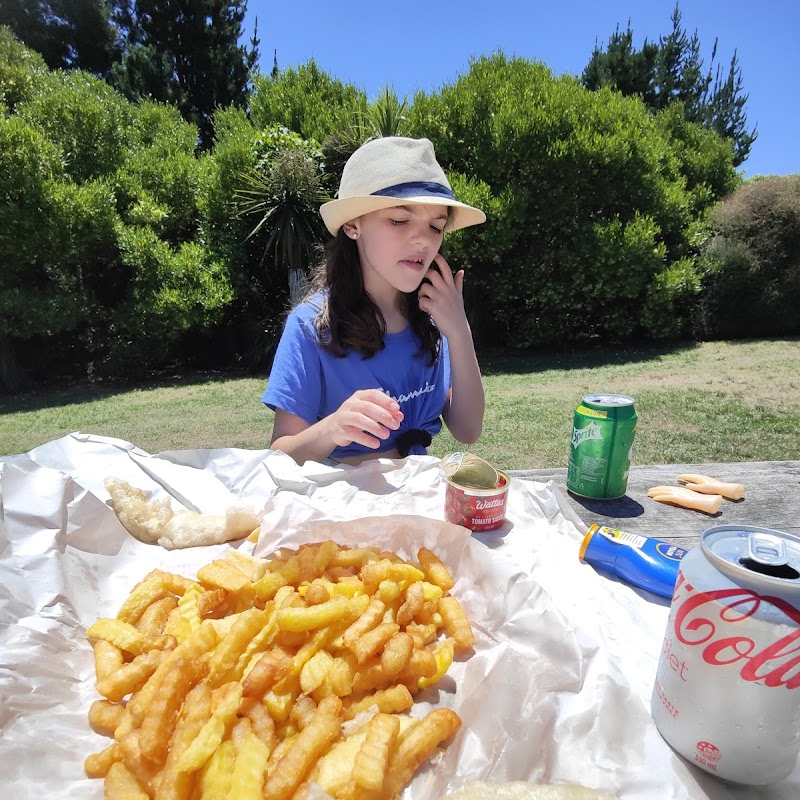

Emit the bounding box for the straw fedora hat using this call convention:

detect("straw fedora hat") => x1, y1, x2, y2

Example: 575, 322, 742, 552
319, 137, 486, 235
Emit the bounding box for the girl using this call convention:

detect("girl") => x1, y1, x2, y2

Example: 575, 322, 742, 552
262, 136, 486, 465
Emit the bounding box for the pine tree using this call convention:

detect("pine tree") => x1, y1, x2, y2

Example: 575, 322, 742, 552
0, 0, 120, 74
110, 0, 259, 148
581, 2, 757, 166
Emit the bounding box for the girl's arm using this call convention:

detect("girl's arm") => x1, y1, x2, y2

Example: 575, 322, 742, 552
270, 390, 404, 465
417, 255, 485, 444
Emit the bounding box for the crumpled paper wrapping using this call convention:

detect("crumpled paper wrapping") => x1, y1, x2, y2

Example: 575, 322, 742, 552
0, 432, 796, 800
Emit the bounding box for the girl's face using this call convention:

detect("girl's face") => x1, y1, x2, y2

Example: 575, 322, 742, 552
345, 204, 448, 297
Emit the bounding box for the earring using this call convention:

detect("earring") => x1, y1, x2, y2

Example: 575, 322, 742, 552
351, 232, 358, 239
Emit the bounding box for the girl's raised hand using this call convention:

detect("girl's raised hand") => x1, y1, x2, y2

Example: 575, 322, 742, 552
417, 254, 470, 340
325, 389, 404, 449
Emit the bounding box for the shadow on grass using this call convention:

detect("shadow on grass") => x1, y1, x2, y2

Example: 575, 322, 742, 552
0, 369, 258, 416
479, 339, 700, 377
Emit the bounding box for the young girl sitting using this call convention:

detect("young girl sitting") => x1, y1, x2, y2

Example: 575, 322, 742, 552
262, 136, 486, 465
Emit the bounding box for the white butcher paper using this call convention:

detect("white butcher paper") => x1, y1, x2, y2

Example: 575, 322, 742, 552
0, 432, 796, 799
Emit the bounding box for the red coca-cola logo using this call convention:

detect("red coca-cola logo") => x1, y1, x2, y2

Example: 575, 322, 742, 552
672, 577, 800, 689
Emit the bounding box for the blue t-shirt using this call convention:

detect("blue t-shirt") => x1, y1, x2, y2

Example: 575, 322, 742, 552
262, 295, 451, 460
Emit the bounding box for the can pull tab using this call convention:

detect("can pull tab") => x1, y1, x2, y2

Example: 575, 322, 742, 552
747, 533, 788, 567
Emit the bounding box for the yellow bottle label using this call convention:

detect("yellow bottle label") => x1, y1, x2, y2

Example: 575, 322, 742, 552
576, 404, 608, 419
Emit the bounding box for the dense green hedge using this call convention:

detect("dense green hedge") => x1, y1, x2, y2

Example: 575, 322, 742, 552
2, 32, 795, 390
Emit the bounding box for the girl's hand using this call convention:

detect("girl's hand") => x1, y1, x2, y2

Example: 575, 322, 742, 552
326, 389, 404, 449
417, 254, 470, 339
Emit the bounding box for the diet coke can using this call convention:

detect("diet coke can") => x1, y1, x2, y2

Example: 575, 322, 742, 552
651, 524, 800, 785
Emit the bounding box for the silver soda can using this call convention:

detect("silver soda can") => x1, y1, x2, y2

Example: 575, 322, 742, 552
651, 525, 800, 785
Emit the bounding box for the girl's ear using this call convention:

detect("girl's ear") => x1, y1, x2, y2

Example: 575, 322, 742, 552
341, 220, 359, 240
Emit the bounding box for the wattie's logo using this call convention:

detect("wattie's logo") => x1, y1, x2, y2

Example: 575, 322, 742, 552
572, 421, 603, 448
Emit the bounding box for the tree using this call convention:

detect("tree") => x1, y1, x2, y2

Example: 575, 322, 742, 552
583, 23, 658, 107
581, 3, 757, 166
110, 0, 259, 148
0, 0, 120, 74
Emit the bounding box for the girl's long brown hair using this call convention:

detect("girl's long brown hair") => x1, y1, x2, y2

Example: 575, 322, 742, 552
305, 229, 441, 365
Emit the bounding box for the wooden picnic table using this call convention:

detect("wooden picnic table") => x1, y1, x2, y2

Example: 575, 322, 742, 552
508, 460, 800, 549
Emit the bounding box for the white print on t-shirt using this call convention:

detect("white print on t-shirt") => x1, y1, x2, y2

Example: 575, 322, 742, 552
380, 381, 436, 405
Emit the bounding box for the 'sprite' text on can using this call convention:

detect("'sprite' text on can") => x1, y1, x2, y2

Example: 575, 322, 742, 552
566, 393, 637, 499
651, 525, 800, 786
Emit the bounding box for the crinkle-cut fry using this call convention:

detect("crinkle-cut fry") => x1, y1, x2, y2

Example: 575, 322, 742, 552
89, 699, 127, 737
160, 572, 195, 597
328, 655, 356, 697
277, 595, 352, 633
153, 681, 212, 800
647, 485, 723, 514
93, 639, 124, 682
252, 570, 291, 602
228, 730, 271, 800
104, 760, 150, 800
96, 648, 169, 703
264, 689, 296, 723
417, 547, 455, 592
118, 730, 160, 794
263, 696, 343, 800
329, 547, 381, 569
176, 681, 242, 773
242, 649, 291, 699
224, 548, 269, 582
84, 741, 122, 778
343, 684, 414, 720
207, 607, 271, 686
87, 618, 148, 656
176, 582, 204, 634
246, 697, 277, 753
196, 588, 228, 618
677, 473, 746, 500
342, 598, 385, 649
198, 738, 235, 800
139, 656, 201, 764
127, 622, 218, 724
384, 708, 461, 797
381, 632, 414, 676
136, 595, 178, 638
304, 580, 331, 606
116, 575, 170, 626
405, 622, 437, 650
349, 623, 400, 665
235, 603, 279, 677
419, 638, 455, 689
312, 540, 340, 575
353, 713, 400, 792
437, 595, 475, 651
350, 650, 436, 695
197, 559, 251, 593
289, 694, 317, 731
397, 582, 425, 627
300, 649, 334, 695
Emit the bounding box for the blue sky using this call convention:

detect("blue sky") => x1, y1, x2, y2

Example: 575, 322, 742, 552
243, 0, 798, 179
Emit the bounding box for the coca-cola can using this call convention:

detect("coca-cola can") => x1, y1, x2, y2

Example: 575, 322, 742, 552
651, 524, 800, 785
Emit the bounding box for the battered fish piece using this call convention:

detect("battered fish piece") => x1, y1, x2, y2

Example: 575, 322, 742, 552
104, 477, 259, 549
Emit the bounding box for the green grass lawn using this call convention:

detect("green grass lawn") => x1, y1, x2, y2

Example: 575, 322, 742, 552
2, 338, 798, 468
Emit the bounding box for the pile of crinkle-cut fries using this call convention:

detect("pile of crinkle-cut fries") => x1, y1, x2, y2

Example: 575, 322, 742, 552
84, 540, 473, 800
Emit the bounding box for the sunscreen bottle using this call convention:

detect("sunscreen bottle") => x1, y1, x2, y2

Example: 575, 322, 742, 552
579, 524, 688, 598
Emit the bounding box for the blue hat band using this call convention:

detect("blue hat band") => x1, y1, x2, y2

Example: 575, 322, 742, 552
371, 181, 455, 201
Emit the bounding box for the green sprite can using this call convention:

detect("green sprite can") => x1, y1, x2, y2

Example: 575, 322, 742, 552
566, 393, 637, 499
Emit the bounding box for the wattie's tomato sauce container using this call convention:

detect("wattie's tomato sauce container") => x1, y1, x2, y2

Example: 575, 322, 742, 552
441, 453, 509, 532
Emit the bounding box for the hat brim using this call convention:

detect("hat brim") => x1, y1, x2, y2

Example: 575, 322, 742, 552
319, 195, 486, 236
